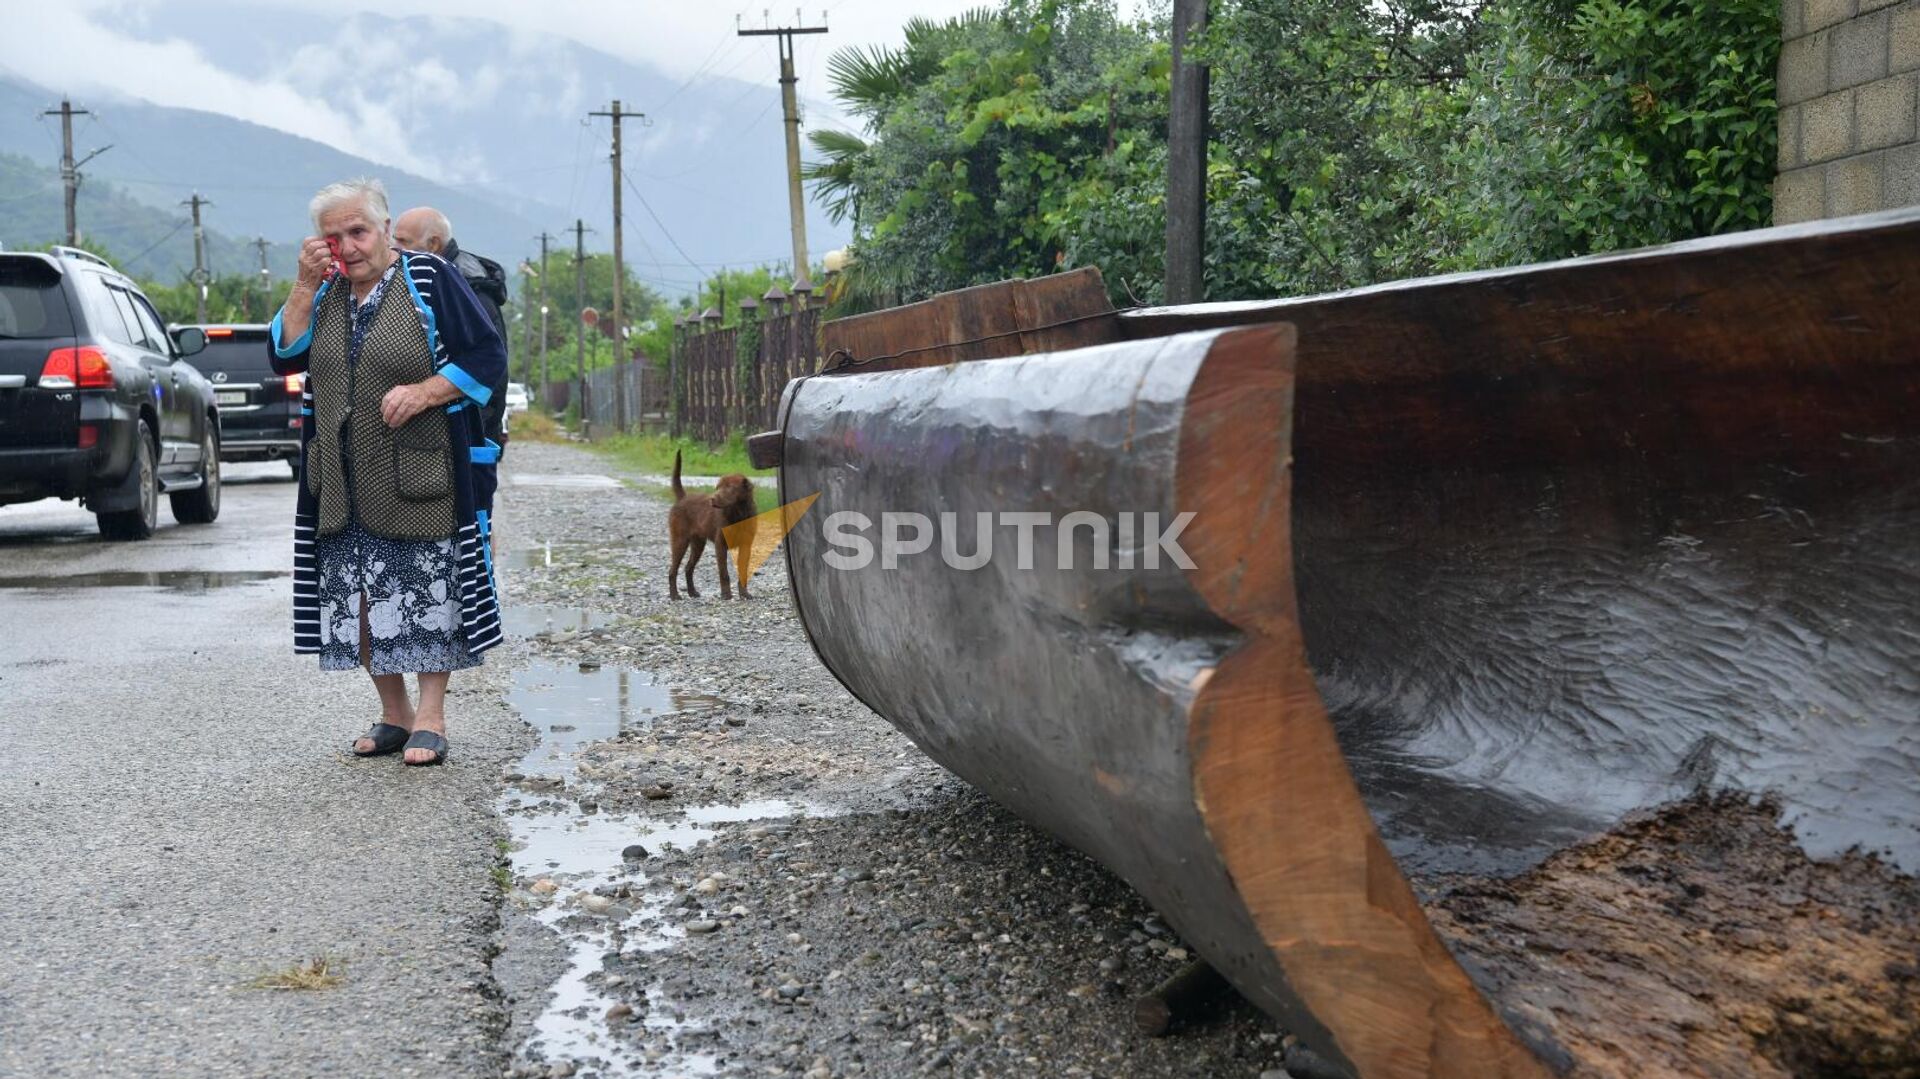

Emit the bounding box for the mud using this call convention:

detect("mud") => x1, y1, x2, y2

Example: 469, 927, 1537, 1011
1425, 795, 1920, 1079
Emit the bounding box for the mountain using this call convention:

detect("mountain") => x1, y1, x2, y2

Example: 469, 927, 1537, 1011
0, 75, 544, 283
0, 151, 288, 282
0, 6, 855, 298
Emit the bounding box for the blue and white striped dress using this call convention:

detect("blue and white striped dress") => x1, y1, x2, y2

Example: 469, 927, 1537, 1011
270, 250, 507, 673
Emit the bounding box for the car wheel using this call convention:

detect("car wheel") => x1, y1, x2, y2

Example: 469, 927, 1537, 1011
287, 456, 301, 479
172, 427, 221, 524
96, 420, 159, 540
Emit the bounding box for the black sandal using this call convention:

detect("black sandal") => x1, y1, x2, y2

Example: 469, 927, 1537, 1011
352, 723, 410, 757
403, 729, 449, 767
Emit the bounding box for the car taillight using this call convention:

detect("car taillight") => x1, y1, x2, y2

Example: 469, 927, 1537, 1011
284, 374, 305, 395
77, 424, 99, 449
40, 347, 114, 389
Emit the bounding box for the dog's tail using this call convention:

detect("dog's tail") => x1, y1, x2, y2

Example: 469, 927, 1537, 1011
671, 449, 685, 500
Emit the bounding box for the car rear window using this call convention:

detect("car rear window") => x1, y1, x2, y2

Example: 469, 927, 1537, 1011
194, 334, 277, 378
0, 261, 75, 338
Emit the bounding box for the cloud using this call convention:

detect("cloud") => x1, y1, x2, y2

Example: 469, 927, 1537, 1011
0, 1, 464, 179
246, 0, 999, 83
2, 0, 1142, 186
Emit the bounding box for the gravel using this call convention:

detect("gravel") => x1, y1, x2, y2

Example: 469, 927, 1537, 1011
489, 440, 1287, 1078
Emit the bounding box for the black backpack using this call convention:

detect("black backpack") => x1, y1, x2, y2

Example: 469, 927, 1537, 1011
449, 244, 511, 448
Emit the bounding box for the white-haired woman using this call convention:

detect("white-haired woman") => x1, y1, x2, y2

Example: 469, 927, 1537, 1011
269, 178, 507, 766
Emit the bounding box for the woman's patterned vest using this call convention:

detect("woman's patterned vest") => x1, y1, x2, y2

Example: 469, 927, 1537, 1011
304, 265, 459, 540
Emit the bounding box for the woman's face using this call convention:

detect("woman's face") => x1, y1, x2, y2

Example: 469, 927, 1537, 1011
317, 204, 394, 286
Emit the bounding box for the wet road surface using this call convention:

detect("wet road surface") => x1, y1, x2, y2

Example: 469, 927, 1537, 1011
0, 464, 527, 1077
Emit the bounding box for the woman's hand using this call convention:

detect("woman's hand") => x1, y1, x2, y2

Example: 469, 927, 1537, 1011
295, 237, 334, 290
381, 376, 460, 428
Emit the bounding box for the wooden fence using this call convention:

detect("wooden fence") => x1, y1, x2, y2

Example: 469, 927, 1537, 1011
673, 299, 821, 445
539, 362, 670, 437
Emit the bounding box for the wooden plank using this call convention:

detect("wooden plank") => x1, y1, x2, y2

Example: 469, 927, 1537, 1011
818, 266, 1121, 374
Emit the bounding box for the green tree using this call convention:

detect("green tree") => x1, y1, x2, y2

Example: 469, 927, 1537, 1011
143, 273, 296, 325
808, 0, 1167, 306
819, 0, 1778, 307
510, 251, 672, 382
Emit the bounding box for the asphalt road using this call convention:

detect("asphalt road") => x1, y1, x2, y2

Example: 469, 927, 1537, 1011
0, 464, 529, 1078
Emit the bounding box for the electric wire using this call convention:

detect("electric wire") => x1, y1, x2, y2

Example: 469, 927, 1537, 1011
123, 218, 192, 266
620, 169, 707, 280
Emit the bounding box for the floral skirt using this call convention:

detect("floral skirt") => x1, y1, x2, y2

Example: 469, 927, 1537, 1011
314, 518, 481, 675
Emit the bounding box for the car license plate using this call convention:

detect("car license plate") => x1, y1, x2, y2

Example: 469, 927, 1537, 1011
216, 390, 247, 406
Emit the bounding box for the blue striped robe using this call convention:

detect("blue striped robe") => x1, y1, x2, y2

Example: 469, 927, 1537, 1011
268, 250, 507, 660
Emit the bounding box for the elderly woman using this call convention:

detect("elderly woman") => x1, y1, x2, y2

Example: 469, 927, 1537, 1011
270, 178, 507, 766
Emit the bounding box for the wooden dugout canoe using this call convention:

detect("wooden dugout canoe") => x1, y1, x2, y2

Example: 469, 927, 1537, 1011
761, 209, 1920, 1077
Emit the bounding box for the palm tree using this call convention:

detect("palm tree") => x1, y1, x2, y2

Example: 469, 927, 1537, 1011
805, 7, 1004, 313
802, 129, 869, 227
803, 8, 1003, 227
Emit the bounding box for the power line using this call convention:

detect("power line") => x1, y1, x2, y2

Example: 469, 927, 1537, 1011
124, 218, 192, 266
0, 185, 52, 206
85, 114, 178, 192
621, 169, 706, 280
565, 116, 592, 219
636, 97, 780, 183
625, 252, 792, 269
651, 29, 746, 114
430, 162, 581, 192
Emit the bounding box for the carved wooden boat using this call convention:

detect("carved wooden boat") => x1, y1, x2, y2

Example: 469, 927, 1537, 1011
757, 209, 1920, 1077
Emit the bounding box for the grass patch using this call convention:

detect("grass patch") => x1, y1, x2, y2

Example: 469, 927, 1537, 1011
244, 955, 346, 991
510, 409, 566, 444
631, 479, 777, 515
591, 431, 773, 480
491, 865, 513, 891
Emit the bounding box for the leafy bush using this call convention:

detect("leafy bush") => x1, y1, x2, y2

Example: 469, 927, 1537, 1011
812, 0, 1778, 305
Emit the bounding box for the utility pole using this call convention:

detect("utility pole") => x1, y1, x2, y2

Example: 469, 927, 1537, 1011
590, 100, 642, 434
183, 192, 212, 323
252, 237, 271, 318
1164, 0, 1209, 304
43, 99, 109, 246
535, 231, 554, 407
518, 271, 536, 387
572, 218, 592, 440
739, 14, 829, 286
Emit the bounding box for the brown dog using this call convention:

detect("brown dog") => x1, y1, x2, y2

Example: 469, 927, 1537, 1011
668, 450, 756, 600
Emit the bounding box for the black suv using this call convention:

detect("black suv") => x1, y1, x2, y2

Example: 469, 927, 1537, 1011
172, 323, 301, 473
0, 247, 221, 539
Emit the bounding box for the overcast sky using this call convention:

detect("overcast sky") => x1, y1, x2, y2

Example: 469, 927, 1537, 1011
0, 0, 1004, 181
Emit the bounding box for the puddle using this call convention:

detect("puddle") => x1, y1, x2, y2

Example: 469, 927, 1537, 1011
634, 472, 726, 488
0, 570, 287, 591
502, 605, 721, 781
508, 473, 623, 489
507, 797, 826, 1076
500, 542, 562, 571
504, 602, 615, 638
509, 661, 711, 780
500, 600, 765, 1075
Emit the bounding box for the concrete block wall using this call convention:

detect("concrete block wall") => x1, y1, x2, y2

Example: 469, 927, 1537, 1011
1776, 0, 1920, 222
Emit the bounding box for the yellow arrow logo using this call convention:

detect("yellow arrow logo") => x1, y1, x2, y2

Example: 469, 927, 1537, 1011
723, 491, 819, 584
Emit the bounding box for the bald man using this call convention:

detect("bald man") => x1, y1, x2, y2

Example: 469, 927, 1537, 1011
395, 206, 512, 547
